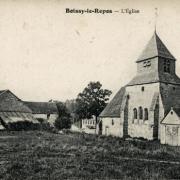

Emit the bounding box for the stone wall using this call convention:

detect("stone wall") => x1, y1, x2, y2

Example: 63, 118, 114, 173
158, 57, 175, 75
137, 57, 158, 74
126, 83, 160, 140
101, 117, 123, 137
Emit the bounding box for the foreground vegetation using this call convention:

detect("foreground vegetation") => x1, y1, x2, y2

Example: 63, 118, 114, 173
0, 131, 180, 179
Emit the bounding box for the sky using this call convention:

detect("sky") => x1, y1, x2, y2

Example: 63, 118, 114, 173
0, 0, 180, 102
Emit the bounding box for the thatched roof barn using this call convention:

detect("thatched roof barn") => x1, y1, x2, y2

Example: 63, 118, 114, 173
0, 90, 38, 129
24, 101, 58, 115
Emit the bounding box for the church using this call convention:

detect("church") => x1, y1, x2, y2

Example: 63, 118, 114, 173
99, 31, 180, 143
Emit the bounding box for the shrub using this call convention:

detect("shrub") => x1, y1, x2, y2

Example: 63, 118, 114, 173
54, 116, 71, 130
7, 121, 40, 131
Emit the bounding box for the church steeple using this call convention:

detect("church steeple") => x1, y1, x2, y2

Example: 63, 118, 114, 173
136, 32, 175, 62
127, 32, 180, 86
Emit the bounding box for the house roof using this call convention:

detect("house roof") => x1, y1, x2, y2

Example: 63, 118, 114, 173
24, 101, 58, 114
137, 31, 175, 62
161, 109, 180, 125
0, 90, 32, 113
99, 87, 126, 117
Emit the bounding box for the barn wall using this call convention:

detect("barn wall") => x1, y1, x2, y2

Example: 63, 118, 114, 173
48, 114, 58, 125
33, 113, 58, 125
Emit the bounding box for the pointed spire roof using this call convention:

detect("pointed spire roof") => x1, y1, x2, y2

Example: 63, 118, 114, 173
137, 32, 175, 62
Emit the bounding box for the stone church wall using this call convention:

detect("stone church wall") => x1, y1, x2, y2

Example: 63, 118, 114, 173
158, 57, 175, 75
126, 83, 159, 140
137, 57, 158, 74
101, 117, 123, 137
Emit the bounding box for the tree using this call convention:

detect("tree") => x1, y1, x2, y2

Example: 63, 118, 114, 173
54, 102, 71, 130
76, 81, 112, 122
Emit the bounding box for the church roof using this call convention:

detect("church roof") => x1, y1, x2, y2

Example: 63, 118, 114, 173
127, 72, 180, 86
160, 87, 180, 116
127, 72, 159, 86
137, 31, 175, 62
99, 87, 126, 117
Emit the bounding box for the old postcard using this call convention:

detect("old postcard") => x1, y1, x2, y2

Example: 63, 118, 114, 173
0, 0, 180, 179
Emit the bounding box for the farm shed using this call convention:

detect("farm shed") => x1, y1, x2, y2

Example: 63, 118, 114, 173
161, 108, 180, 146
24, 101, 58, 125
0, 90, 38, 129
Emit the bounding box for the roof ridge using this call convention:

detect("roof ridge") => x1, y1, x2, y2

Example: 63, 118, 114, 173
0, 89, 9, 97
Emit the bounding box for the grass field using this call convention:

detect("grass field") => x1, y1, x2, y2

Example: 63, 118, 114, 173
0, 131, 180, 180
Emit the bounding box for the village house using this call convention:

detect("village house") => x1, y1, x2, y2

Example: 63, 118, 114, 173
24, 101, 58, 126
0, 90, 38, 129
161, 108, 180, 146
99, 31, 180, 145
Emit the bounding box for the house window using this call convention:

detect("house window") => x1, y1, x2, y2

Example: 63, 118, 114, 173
144, 108, 148, 120
139, 107, 143, 119
133, 108, 137, 119
47, 113, 50, 119
112, 119, 114, 126
164, 59, 170, 73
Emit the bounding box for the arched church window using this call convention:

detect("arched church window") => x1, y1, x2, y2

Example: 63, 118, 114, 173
139, 107, 143, 119
133, 108, 137, 119
144, 108, 148, 120
164, 59, 170, 73
112, 119, 114, 126
141, 86, 144, 92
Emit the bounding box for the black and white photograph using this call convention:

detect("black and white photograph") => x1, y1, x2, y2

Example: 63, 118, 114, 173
0, 0, 180, 179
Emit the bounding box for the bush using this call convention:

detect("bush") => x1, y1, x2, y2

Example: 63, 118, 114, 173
54, 116, 71, 130
6, 121, 53, 131
7, 121, 40, 131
